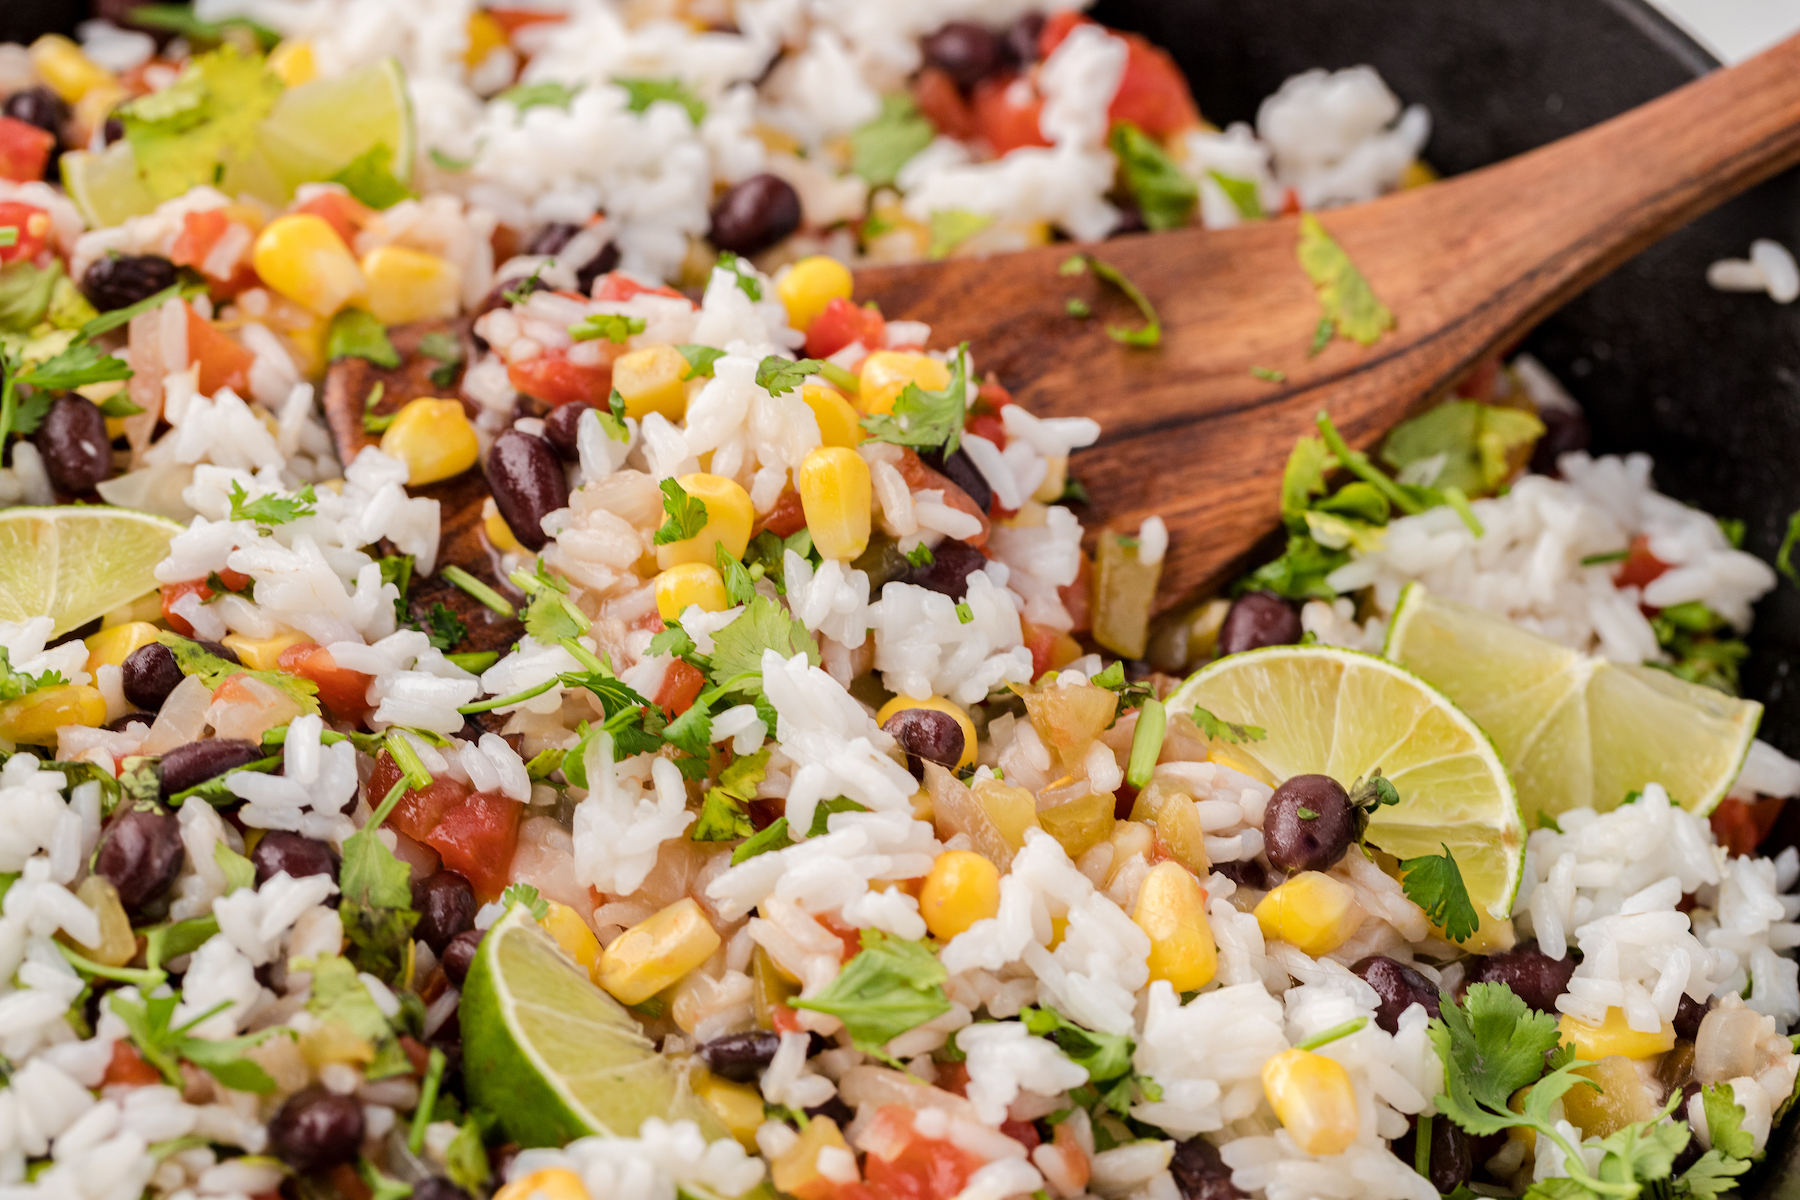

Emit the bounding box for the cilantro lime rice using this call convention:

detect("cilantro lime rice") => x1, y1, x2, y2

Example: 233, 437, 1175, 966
0, 7, 1794, 1200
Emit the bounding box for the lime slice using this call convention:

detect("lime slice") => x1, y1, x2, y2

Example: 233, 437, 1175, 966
1383, 583, 1759, 824
0, 507, 181, 637
1168, 644, 1525, 920
61, 143, 161, 228
247, 57, 414, 201
461, 905, 723, 1149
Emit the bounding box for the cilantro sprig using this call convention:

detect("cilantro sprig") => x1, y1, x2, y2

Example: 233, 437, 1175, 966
652, 479, 709, 546
692, 748, 770, 841
227, 480, 316, 528
859, 343, 969, 454
110, 992, 282, 1094
1023, 1005, 1163, 1119
1190, 705, 1266, 745
792, 930, 951, 1062
1400, 844, 1480, 943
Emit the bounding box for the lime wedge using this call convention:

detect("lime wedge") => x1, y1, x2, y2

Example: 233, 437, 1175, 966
461, 905, 723, 1149
61, 143, 161, 228
1383, 583, 1759, 824
1168, 644, 1525, 920
247, 57, 414, 201
0, 507, 181, 637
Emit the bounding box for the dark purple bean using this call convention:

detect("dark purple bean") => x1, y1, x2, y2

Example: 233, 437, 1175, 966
1005, 13, 1047, 65
1463, 941, 1577, 1014
251, 831, 338, 886
268, 1085, 365, 1173
1674, 992, 1713, 1042
1169, 1137, 1244, 1200
699, 1030, 780, 1081
80, 253, 178, 312
574, 242, 620, 295
543, 401, 595, 462
122, 643, 183, 710
1218, 591, 1303, 656
411, 1180, 471, 1200
105, 711, 155, 732
1351, 956, 1442, 1033
94, 807, 185, 912
159, 738, 265, 798
1110, 198, 1148, 238
3, 87, 68, 139
1262, 774, 1354, 873
33, 395, 111, 494
804, 1095, 855, 1126
195, 639, 241, 664
526, 223, 581, 256
921, 22, 1005, 89
920, 446, 992, 513
412, 870, 477, 954
897, 536, 987, 600
883, 707, 966, 779
101, 116, 124, 145
510, 393, 550, 423
709, 174, 802, 256
1529, 407, 1590, 477
441, 927, 484, 985
1390, 1115, 1474, 1193
1214, 858, 1267, 891
485, 430, 569, 553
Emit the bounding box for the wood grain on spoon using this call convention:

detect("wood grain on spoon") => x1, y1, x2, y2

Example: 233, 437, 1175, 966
852, 31, 1800, 616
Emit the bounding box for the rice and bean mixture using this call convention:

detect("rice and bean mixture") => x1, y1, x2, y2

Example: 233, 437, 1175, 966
0, 6, 1795, 1200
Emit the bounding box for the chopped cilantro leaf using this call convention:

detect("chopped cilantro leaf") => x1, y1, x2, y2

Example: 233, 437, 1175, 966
927, 209, 994, 261
1109, 122, 1197, 231
501, 883, 550, 921
716, 542, 757, 606
613, 77, 706, 123
1207, 170, 1265, 220
570, 313, 646, 344
498, 81, 580, 114
859, 343, 968, 454
1400, 843, 1479, 943
0, 647, 66, 703
328, 308, 399, 368
849, 94, 935, 188
502, 261, 546, 306
755, 355, 827, 396
903, 543, 934, 568
792, 930, 951, 1059
330, 143, 414, 210
676, 344, 725, 379
692, 748, 770, 842
412, 602, 467, 652
228, 480, 316, 526
714, 252, 761, 300
419, 330, 463, 389
1059, 254, 1162, 347
1189, 705, 1266, 745
1250, 365, 1286, 383
707, 595, 819, 692
652, 478, 709, 546
117, 45, 282, 201
1297, 213, 1394, 348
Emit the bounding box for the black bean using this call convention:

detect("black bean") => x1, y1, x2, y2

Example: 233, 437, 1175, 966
510, 393, 550, 423
196, 638, 241, 664
441, 927, 484, 985
1262, 774, 1355, 873
1674, 992, 1713, 1042
412, 870, 477, 954
526, 223, 581, 256
709, 174, 802, 256
1351, 956, 1442, 1033
94, 807, 185, 913
543, 401, 595, 462
3, 87, 68, 138
897, 536, 987, 600
883, 707, 965, 779
1110, 198, 1149, 238
268, 1085, 365, 1173
697, 1030, 781, 1081
159, 738, 265, 798
804, 1095, 855, 1126
1005, 13, 1047, 65
411, 1180, 471, 1200
252, 831, 339, 886
1670, 1083, 1705, 1175
105, 711, 154, 732
101, 116, 124, 145
33, 395, 111, 494
920, 446, 992, 513
122, 643, 184, 711
1529, 407, 1590, 477
1214, 858, 1267, 891
80, 253, 178, 313
574, 242, 620, 295
1390, 1114, 1474, 1193
1463, 941, 1577, 1013
1218, 591, 1303, 656
921, 22, 1004, 89
485, 430, 569, 553
1169, 1137, 1244, 1200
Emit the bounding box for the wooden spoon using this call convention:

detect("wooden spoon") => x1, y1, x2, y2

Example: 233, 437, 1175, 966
852, 31, 1800, 617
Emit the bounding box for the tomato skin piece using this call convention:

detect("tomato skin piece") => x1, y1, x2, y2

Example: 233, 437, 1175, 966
0, 201, 50, 264
425, 791, 524, 900
1614, 535, 1672, 591
101, 1039, 165, 1088
804, 296, 886, 359
294, 191, 372, 248
0, 116, 55, 184
508, 349, 618, 408
185, 305, 256, 397
860, 1108, 985, 1200
160, 579, 214, 636
964, 411, 1005, 448
971, 75, 1049, 155
758, 489, 807, 538
913, 68, 977, 140
592, 272, 690, 304
655, 659, 706, 718
368, 753, 475, 843
277, 643, 373, 724
1020, 620, 1058, 680
1108, 35, 1200, 136
1710, 796, 1785, 858
1060, 554, 1093, 634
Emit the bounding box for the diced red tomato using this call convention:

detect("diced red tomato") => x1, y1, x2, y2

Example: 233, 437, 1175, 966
759, 489, 807, 538
1020, 620, 1058, 679
592, 272, 690, 304
998, 1119, 1041, 1150
804, 296, 886, 359
508, 349, 618, 408
160, 579, 215, 636
295, 191, 373, 248
1279, 188, 1302, 216
855, 1108, 985, 1200
974, 380, 1014, 412
486, 8, 566, 36
170, 210, 259, 297
1039, 17, 1199, 138
185, 305, 256, 397
819, 915, 865, 961
277, 642, 373, 724
368, 752, 475, 843
0, 201, 51, 265
426, 791, 524, 900
771, 1003, 804, 1034
0, 116, 55, 184
1061, 554, 1092, 633
1614, 535, 1672, 591
964, 411, 1005, 448
1038, 11, 1085, 55
655, 659, 707, 718
913, 68, 977, 140
329, 1163, 373, 1200
894, 449, 989, 545
216, 567, 252, 592
101, 1039, 164, 1088
971, 75, 1049, 155
1710, 796, 1785, 858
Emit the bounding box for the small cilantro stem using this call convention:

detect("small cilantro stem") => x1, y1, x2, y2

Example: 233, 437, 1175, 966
440, 566, 515, 618
1314, 412, 1424, 516
1413, 1113, 1432, 1177
1296, 1016, 1367, 1050
457, 677, 559, 714
558, 637, 607, 675
409, 1048, 447, 1153
1442, 485, 1484, 537
385, 733, 434, 791
1125, 698, 1166, 790
56, 942, 166, 987
818, 361, 860, 394
1580, 549, 1630, 567
369, 775, 411, 828
445, 650, 500, 673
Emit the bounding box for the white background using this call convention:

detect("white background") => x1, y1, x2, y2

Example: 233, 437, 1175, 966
1650, 0, 1800, 61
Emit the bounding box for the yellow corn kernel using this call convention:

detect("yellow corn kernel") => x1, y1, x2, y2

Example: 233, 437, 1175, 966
597, 897, 722, 1005
102, 592, 164, 630
778, 255, 854, 332
63, 876, 136, 967
1134, 861, 1218, 992
1562, 1055, 1659, 1139
771, 1115, 854, 1197
492, 1168, 590, 1200
84, 621, 160, 674
858, 351, 951, 416
30, 35, 115, 103
1558, 1007, 1675, 1062
797, 446, 872, 561
0, 685, 106, 746
1254, 871, 1364, 957
1033, 456, 1069, 504
299, 1021, 377, 1068
252, 214, 366, 317
1433, 906, 1516, 954
464, 11, 509, 68
801, 382, 862, 449
539, 900, 603, 980
695, 1071, 765, 1151
482, 496, 527, 555
613, 344, 690, 422
1261, 1048, 1359, 1156
875, 694, 976, 768
655, 563, 730, 620
379, 398, 479, 486
361, 245, 461, 327
267, 39, 317, 87
219, 631, 312, 672
919, 850, 1001, 941
654, 473, 755, 570
751, 945, 797, 1027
